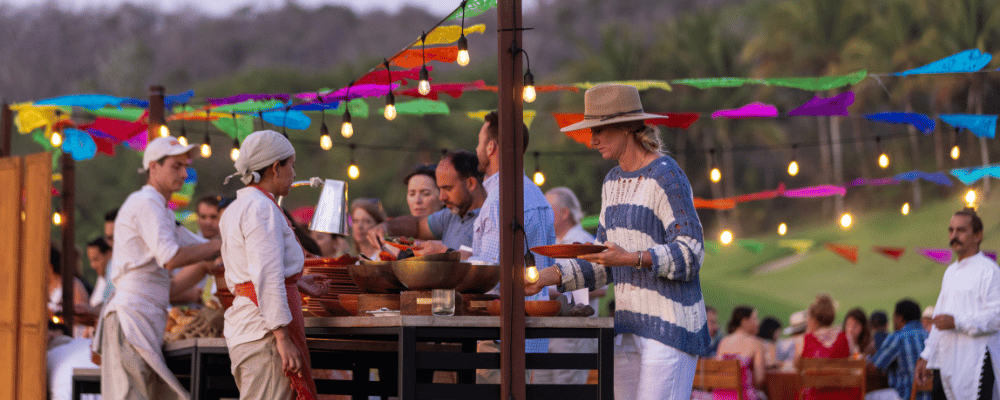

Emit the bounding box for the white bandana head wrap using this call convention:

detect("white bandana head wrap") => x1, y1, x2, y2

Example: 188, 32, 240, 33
224, 130, 296, 185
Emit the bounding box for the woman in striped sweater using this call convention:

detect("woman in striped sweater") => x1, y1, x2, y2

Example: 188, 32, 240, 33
527, 84, 710, 400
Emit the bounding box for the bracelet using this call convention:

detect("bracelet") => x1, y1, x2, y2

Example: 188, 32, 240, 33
635, 251, 643, 269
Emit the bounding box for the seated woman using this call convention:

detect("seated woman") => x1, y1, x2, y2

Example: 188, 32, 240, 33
404, 164, 443, 218
350, 198, 389, 260
714, 306, 766, 400
795, 294, 858, 400
842, 307, 870, 357
756, 316, 782, 369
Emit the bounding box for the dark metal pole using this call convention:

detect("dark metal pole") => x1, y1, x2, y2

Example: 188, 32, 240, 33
1, 101, 12, 157
149, 85, 165, 141
60, 152, 76, 330
498, 0, 526, 399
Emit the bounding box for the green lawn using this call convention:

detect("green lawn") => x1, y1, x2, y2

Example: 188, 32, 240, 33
700, 187, 1000, 331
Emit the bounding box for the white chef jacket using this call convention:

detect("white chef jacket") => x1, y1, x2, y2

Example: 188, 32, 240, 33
220, 186, 304, 350
92, 185, 207, 399
921, 251, 1000, 399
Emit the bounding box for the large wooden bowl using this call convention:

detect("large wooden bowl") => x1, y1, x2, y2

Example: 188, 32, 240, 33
339, 294, 359, 316
391, 260, 471, 291
348, 260, 407, 293
454, 263, 501, 294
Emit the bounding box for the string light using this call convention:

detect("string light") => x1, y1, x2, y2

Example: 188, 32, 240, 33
318, 100, 333, 150
52, 211, 62, 226
720, 230, 733, 245
383, 60, 397, 121
840, 213, 853, 229
347, 144, 360, 180
51, 130, 63, 147
178, 127, 188, 146
876, 137, 889, 169
950, 129, 960, 160
901, 202, 910, 215
230, 138, 240, 161
965, 189, 977, 207
709, 149, 721, 183
523, 69, 536, 103
342, 82, 354, 138
456, 1, 470, 66
158, 124, 170, 138
525, 266, 539, 283
787, 144, 799, 176
532, 151, 545, 186
418, 32, 431, 96
200, 133, 211, 158
777, 223, 787, 236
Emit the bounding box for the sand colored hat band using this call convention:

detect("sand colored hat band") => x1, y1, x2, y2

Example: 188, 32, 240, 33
560, 84, 665, 132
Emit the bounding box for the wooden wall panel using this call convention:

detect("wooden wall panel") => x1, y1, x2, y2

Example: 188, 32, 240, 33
0, 157, 22, 400
17, 153, 50, 400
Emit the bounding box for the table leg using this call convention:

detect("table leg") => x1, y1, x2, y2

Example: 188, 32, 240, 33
398, 327, 416, 400
598, 328, 614, 400
191, 344, 202, 400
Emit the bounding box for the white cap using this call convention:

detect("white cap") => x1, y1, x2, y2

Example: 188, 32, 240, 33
922, 306, 935, 319
142, 136, 195, 171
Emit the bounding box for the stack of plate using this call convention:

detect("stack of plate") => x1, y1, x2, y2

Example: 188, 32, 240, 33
302, 256, 362, 317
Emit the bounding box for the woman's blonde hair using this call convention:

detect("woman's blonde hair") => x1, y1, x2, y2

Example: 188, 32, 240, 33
605, 120, 664, 155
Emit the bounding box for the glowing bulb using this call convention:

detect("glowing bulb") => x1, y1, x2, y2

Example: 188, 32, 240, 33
348, 164, 360, 180
901, 202, 910, 215
778, 223, 787, 236
320, 134, 332, 150
720, 230, 733, 245
341, 121, 353, 138
788, 160, 799, 176
418, 80, 431, 96
878, 153, 889, 169
200, 143, 212, 158
533, 171, 545, 186
965, 189, 977, 206
710, 167, 721, 183
53, 212, 62, 226
950, 145, 960, 160
384, 104, 397, 121
840, 213, 853, 229
523, 85, 536, 103
230, 147, 240, 162
51, 131, 62, 147
525, 266, 539, 283
158, 125, 169, 137
177, 135, 188, 147
456, 34, 470, 66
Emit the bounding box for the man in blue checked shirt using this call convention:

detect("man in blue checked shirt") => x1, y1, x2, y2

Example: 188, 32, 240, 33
471, 110, 557, 383
869, 299, 930, 400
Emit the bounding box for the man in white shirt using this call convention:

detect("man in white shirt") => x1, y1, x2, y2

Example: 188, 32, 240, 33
92, 136, 222, 400
916, 207, 1000, 400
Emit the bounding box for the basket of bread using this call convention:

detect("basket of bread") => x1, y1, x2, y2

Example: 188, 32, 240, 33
164, 299, 225, 343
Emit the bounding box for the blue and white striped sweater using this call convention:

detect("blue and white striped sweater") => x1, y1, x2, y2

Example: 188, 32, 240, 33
557, 155, 711, 356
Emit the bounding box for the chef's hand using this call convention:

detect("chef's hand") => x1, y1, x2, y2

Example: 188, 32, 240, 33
413, 240, 447, 256
525, 266, 562, 296
915, 358, 932, 386
273, 327, 303, 376
579, 241, 639, 267
932, 314, 955, 330
297, 274, 329, 297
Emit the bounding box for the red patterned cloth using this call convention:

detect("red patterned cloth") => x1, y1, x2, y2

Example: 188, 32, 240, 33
800, 331, 860, 400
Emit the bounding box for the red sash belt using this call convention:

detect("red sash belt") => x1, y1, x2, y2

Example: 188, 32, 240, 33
233, 272, 316, 400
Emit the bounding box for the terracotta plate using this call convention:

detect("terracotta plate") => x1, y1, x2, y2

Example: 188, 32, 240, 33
531, 244, 607, 259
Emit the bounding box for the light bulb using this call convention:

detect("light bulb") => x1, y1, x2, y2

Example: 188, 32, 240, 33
950, 145, 960, 160
348, 164, 360, 180
320, 134, 332, 150
720, 230, 733, 245
200, 143, 212, 158
901, 202, 910, 215
533, 171, 545, 186
384, 104, 397, 121
341, 121, 354, 138
523, 85, 536, 103
230, 147, 240, 162
778, 223, 787, 236
840, 213, 853, 229
788, 160, 799, 176
456, 34, 470, 66
52, 211, 62, 226
525, 265, 539, 283
965, 189, 977, 206
51, 131, 62, 147
878, 153, 889, 169
178, 135, 188, 147
158, 125, 169, 137
710, 167, 721, 183
418, 66, 431, 95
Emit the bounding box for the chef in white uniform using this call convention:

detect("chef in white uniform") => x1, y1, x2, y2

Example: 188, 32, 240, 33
91, 136, 222, 400
917, 207, 1000, 400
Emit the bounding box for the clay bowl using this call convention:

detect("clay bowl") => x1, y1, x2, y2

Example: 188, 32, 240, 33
409, 251, 463, 262
486, 300, 562, 317
454, 263, 501, 294
318, 299, 352, 316
339, 294, 359, 316
348, 260, 407, 293
391, 260, 471, 291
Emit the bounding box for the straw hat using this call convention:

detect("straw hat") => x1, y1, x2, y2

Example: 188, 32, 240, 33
559, 84, 664, 132
783, 310, 807, 335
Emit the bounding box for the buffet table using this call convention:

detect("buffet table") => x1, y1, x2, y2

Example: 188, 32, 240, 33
305, 315, 616, 400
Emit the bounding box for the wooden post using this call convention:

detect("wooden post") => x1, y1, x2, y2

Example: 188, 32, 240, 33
60, 152, 76, 330
497, 0, 526, 399
1, 101, 11, 157
149, 85, 165, 141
